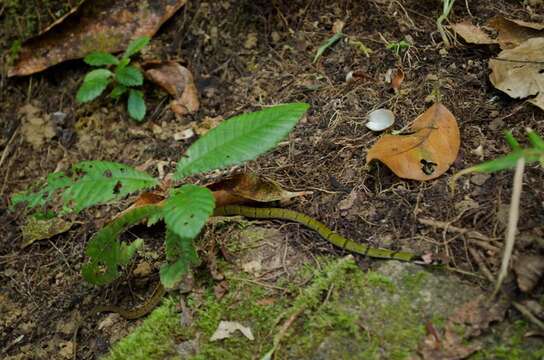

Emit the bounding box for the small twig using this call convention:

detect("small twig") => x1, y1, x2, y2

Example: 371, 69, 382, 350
468, 247, 494, 282
492, 157, 524, 299
512, 301, 544, 332
418, 218, 495, 243
0, 126, 19, 169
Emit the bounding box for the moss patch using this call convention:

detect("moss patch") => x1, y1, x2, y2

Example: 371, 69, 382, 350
103, 298, 183, 360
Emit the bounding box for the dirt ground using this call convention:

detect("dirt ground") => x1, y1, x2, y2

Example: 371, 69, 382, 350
1, 0, 543, 359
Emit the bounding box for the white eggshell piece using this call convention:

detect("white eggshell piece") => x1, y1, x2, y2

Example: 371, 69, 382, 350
366, 109, 395, 131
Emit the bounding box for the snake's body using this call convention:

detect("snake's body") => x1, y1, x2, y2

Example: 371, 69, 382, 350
73, 205, 419, 358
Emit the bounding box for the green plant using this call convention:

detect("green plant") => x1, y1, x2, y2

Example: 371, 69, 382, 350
76, 36, 150, 121
11, 103, 309, 288
386, 39, 411, 56
437, 0, 455, 47
450, 128, 543, 186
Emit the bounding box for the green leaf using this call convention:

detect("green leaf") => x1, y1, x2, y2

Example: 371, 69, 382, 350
174, 103, 310, 180
63, 161, 159, 213
313, 32, 344, 63
527, 128, 544, 151
11, 172, 72, 211
84, 68, 113, 82
128, 89, 146, 121
76, 69, 113, 103
123, 36, 150, 59
163, 184, 215, 239
110, 84, 128, 99
504, 131, 521, 150
117, 57, 130, 70
115, 65, 143, 86
159, 229, 200, 288
11, 161, 158, 215
82, 204, 161, 285
84, 52, 119, 66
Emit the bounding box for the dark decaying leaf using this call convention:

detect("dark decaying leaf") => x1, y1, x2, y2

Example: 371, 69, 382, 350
420, 295, 509, 360
8, 0, 187, 77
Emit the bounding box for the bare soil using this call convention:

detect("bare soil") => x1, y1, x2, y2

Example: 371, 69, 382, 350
1, 1, 543, 359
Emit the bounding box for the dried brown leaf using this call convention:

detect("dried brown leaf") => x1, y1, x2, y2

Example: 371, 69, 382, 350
8, 0, 186, 77
366, 103, 460, 181
449, 21, 497, 45
514, 254, 544, 293
145, 61, 200, 115
488, 16, 544, 49
489, 37, 544, 111
208, 173, 309, 207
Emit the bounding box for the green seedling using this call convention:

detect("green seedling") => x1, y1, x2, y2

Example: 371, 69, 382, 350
11, 103, 310, 289
450, 128, 544, 189
437, 0, 455, 47
386, 39, 411, 56
313, 32, 345, 63
76, 36, 150, 122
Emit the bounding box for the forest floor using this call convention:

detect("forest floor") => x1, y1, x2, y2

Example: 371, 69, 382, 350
1, 1, 543, 359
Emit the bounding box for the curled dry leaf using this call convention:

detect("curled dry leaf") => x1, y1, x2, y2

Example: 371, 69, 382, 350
449, 21, 497, 45
209, 173, 310, 207
488, 16, 544, 49
366, 103, 460, 181
21, 216, 74, 248
513, 254, 544, 293
390, 68, 404, 92
144, 61, 200, 115
8, 0, 187, 77
489, 37, 544, 111
210, 321, 254, 341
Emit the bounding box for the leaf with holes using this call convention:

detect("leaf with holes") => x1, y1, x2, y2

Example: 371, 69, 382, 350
11, 171, 73, 212
174, 103, 309, 180
82, 204, 161, 285
163, 184, 215, 239
63, 161, 159, 213
160, 229, 200, 288
366, 103, 460, 181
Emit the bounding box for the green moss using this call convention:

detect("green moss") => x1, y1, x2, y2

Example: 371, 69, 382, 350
470, 320, 544, 360
103, 298, 183, 360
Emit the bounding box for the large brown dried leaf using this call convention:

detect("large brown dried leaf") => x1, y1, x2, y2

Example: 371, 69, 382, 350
8, 0, 187, 77
366, 103, 460, 181
489, 37, 544, 111
208, 173, 309, 207
450, 21, 497, 45
144, 61, 200, 116
488, 16, 544, 49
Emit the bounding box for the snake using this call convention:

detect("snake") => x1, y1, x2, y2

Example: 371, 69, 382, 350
72, 205, 422, 358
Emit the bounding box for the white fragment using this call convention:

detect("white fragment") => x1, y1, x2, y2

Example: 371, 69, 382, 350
210, 321, 254, 341
366, 109, 395, 132
174, 128, 195, 141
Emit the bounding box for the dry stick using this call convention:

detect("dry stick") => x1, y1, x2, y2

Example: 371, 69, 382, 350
418, 218, 500, 253
492, 157, 524, 299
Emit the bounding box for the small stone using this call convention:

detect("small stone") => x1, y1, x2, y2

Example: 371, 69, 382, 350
470, 173, 490, 186
271, 31, 281, 43
174, 128, 195, 141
